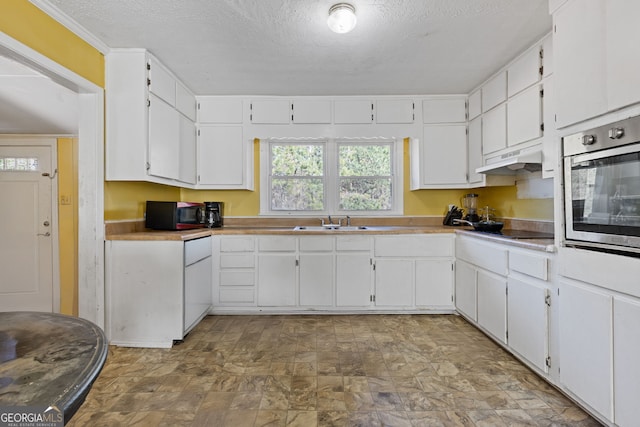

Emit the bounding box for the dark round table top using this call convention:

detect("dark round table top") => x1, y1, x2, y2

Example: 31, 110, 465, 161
0, 311, 108, 424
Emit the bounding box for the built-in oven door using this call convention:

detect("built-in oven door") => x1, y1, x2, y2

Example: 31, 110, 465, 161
564, 142, 640, 253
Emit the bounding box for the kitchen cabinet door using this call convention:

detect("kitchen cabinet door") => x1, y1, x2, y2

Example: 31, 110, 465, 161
507, 277, 549, 373
336, 253, 372, 307
376, 99, 414, 124
467, 117, 484, 186
613, 296, 640, 427
257, 253, 297, 306
422, 98, 466, 123
197, 125, 251, 188
559, 280, 613, 420
374, 259, 413, 307
507, 45, 542, 97
250, 99, 290, 124
147, 55, 176, 106
482, 103, 507, 154
415, 259, 454, 309
198, 97, 243, 124
553, 0, 607, 127
605, 0, 640, 111
468, 90, 481, 121
184, 252, 212, 333
421, 124, 467, 185
148, 93, 180, 180
454, 260, 477, 321
507, 84, 542, 147
334, 100, 373, 124
299, 253, 333, 306
175, 81, 196, 121
542, 78, 558, 177
477, 269, 507, 344
178, 115, 196, 184
482, 71, 507, 113
292, 100, 331, 124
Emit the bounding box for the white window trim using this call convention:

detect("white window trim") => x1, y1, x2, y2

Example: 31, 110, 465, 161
260, 136, 403, 216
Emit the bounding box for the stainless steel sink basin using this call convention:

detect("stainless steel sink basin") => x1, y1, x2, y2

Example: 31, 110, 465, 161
292, 225, 397, 231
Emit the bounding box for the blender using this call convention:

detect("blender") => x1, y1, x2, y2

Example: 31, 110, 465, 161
462, 193, 480, 222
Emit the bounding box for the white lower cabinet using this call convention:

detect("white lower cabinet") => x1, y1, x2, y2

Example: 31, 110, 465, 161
415, 259, 455, 309
454, 260, 477, 320
257, 236, 297, 307
613, 296, 640, 427
299, 236, 334, 306
374, 259, 413, 307
106, 237, 212, 348
477, 269, 507, 344
336, 236, 373, 307
559, 280, 613, 420
215, 236, 256, 305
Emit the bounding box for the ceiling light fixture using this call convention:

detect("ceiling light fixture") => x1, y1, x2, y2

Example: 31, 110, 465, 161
327, 3, 357, 34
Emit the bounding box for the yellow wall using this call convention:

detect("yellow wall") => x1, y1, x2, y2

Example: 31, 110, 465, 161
0, 1, 104, 87
106, 138, 553, 220
2, 1, 105, 315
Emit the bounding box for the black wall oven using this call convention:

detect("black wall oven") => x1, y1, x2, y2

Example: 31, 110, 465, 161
563, 115, 640, 255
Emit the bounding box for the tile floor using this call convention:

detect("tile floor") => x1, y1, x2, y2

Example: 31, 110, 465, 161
69, 315, 602, 426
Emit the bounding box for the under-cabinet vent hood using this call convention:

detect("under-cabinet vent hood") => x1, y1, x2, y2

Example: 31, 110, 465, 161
475, 147, 542, 175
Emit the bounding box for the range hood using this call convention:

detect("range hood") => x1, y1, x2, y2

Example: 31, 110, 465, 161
475, 147, 542, 175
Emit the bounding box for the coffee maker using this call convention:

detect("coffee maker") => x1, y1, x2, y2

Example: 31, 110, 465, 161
204, 202, 223, 228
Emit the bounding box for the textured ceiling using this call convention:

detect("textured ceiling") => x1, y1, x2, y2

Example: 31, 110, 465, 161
40, 0, 552, 96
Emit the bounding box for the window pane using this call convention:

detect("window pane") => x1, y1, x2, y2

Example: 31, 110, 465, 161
339, 144, 391, 176
272, 145, 323, 176
339, 178, 392, 210
272, 178, 324, 210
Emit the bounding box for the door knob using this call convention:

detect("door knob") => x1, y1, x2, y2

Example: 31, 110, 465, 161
37, 232, 51, 237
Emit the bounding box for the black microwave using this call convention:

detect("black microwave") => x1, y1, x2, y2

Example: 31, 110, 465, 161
145, 201, 206, 230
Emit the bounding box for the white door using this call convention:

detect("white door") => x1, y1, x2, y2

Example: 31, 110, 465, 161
0, 144, 54, 312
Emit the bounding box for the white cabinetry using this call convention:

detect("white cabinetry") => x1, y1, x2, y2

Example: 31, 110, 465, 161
613, 296, 640, 427
215, 235, 256, 305
299, 237, 334, 306
468, 90, 481, 120
374, 234, 454, 309
257, 237, 297, 306
508, 46, 542, 97
376, 99, 414, 123
250, 99, 291, 124
482, 103, 507, 154
507, 85, 542, 147
106, 237, 212, 348
333, 100, 373, 124
558, 280, 612, 419
198, 98, 243, 124
106, 49, 196, 185
482, 72, 507, 112
467, 117, 484, 185
292, 100, 331, 124
336, 236, 373, 307
454, 260, 477, 320
477, 270, 507, 344
420, 124, 468, 185
422, 98, 466, 123
197, 125, 253, 189
606, 1, 640, 111
178, 115, 197, 184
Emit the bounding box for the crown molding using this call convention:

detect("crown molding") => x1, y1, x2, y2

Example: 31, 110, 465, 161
29, 0, 111, 55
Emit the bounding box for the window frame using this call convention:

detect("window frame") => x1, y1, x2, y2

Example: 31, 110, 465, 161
260, 136, 403, 216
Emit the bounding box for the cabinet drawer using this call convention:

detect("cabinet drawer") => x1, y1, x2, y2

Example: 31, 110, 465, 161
184, 236, 212, 265
220, 254, 255, 269
374, 235, 454, 257
220, 236, 255, 252
299, 236, 334, 252
220, 271, 255, 286
220, 288, 254, 303
258, 236, 296, 251
336, 235, 371, 251
509, 250, 548, 280
456, 237, 508, 276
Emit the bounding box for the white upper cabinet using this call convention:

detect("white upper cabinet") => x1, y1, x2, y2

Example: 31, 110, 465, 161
197, 125, 253, 189
376, 99, 414, 123
468, 90, 482, 120
482, 71, 507, 112
422, 98, 466, 123
553, 0, 607, 127
175, 81, 196, 121
507, 84, 543, 147
507, 45, 542, 97
198, 98, 243, 124
178, 115, 197, 184
482, 103, 507, 154
147, 56, 176, 106
333, 100, 373, 124
605, 0, 640, 111
467, 117, 484, 185
250, 99, 291, 124
292, 100, 331, 124
147, 93, 180, 180
421, 124, 468, 185
542, 35, 553, 77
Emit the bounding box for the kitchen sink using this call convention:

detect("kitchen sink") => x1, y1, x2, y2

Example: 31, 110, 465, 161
292, 225, 396, 231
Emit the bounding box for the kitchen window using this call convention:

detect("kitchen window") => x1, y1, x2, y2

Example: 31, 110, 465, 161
260, 137, 402, 216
